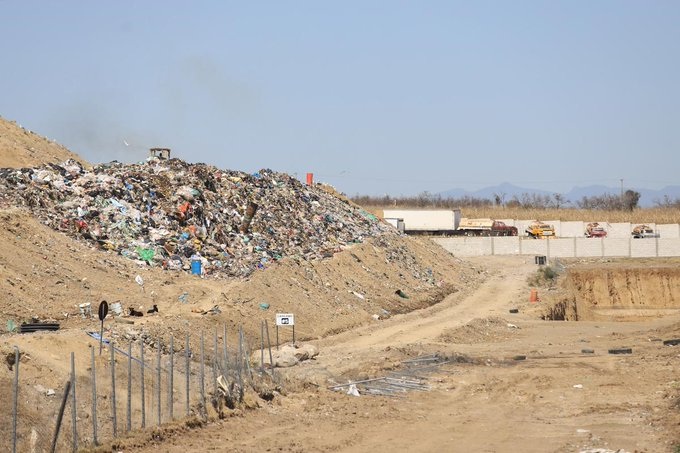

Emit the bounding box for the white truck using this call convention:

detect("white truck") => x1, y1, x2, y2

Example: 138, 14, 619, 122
382, 209, 461, 235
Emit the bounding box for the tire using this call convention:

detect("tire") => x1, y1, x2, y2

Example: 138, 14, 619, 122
663, 339, 680, 346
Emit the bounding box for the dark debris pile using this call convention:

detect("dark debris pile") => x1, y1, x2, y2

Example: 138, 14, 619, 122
0, 158, 391, 278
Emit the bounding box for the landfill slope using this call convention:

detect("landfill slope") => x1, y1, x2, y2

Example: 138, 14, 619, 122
0, 116, 87, 168
0, 158, 396, 278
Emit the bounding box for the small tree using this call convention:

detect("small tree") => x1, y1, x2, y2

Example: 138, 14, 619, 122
622, 190, 641, 211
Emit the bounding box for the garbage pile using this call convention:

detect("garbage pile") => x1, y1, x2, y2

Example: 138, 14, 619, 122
0, 158, 392, 278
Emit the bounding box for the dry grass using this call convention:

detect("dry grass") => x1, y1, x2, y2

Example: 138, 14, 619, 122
362, 205, 680, 224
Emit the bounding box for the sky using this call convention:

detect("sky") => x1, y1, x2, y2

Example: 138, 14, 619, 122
1, 1, 679, 197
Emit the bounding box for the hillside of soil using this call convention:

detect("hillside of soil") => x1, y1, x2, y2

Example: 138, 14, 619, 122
0, 116, 87, 168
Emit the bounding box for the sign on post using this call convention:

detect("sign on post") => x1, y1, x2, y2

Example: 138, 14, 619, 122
275, 313, 295, 349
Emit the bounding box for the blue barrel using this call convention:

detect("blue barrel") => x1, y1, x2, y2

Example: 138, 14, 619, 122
191, 258, 202, 275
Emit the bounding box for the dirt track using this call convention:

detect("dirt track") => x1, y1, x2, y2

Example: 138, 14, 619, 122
115, 256, 680, 453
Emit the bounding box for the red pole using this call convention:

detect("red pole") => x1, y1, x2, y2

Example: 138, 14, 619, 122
306, 173, 313, 185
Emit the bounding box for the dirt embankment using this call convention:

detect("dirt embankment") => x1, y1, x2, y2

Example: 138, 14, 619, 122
542, 260, 680, 321
0, 116, 87, 168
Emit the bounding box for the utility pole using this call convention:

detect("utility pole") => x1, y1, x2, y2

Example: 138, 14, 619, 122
620, 179, 624, 199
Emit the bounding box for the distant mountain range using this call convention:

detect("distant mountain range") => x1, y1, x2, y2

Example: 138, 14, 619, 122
438, 182, 680, 208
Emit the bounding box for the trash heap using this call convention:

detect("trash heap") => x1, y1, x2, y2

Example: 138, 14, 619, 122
0, 158, 392, 278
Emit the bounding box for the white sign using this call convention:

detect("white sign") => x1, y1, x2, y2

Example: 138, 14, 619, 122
276, 313, 295, 326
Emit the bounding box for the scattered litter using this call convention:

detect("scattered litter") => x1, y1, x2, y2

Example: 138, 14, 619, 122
508, 308, 519, 314
20, 323, 59, 333
608, 348, 632, 355
576, 429, 590, 434
506, 323, 518, 329
110, 302, 123, 316
512, 355, 526, 361
147, 304, 159, 314
351, 291, 365, 300
78, 302, 92, 318
663, 339, 680, 346
346, 384, 360, 397
178, 292, 189, 304
395, 289, 409, 299
573, 384, 583, 389
581, 349, 595, 354
259, 303, 270, 310
6, 319, 17, 333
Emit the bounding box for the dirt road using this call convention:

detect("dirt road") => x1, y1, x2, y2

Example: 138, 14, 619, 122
116, 256, 680, 453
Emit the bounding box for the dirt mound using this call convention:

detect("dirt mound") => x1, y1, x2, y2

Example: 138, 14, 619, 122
0, 116, 87, 168
437, 316, 518, 344
542, 259, 680, 321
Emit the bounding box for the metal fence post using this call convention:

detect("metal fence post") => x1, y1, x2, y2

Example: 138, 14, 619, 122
91, 347, 98, 446
169, 335, 174, 421
12, 346, 19, 453
200, 332, 206, 419
156, 343, 161, 426
185, 335, 190, 417
110, 342, 117, 437
50, 380, 71, 453
127, 342, 132, 432
222, 324, 228, 371
237, 326, 244, 401
140, 342, 146, 429
70, 352, 77, 452
265, 319, 274, 376
260, 321, 265, 372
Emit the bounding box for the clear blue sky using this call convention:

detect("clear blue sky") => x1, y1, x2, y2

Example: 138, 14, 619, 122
1, 1, 678, 196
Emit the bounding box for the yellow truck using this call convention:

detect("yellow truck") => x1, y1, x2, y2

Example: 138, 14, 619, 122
525, 221, 556, 239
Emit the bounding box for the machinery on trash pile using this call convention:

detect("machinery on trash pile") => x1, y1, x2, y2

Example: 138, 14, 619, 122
525, 221, 556, 239
585, 222, 607, 238
632, 224, 659, 239
456, 218, 518, 236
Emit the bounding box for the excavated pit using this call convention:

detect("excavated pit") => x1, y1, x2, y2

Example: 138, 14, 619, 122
543, 262, 680, 321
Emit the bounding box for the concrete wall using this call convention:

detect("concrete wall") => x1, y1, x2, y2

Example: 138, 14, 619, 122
658, 224, 680, 238
432, 236, 680, 259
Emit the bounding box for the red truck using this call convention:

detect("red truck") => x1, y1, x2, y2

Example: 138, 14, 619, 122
456, 218, 518, 237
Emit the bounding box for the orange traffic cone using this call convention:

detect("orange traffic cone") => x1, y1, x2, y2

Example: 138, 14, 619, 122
529, 288, 539, 303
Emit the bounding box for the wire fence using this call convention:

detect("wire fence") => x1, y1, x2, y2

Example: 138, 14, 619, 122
11, 320, 280, 452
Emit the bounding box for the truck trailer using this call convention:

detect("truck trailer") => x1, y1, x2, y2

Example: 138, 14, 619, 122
382, 209, 461, 235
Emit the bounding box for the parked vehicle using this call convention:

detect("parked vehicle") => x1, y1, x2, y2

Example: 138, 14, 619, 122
457, 218, 518, 236
525, 221, 556, 239
632, 224, 659, 239
585, 222, 607, 238
382, 209, 461, 235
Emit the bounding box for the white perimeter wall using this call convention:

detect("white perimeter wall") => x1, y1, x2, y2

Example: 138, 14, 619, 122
433, 236, 680, 258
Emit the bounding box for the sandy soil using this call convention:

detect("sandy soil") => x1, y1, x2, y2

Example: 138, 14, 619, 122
96, 257, 680, 453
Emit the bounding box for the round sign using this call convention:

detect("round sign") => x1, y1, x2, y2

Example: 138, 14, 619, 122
98, 300, 109, 321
